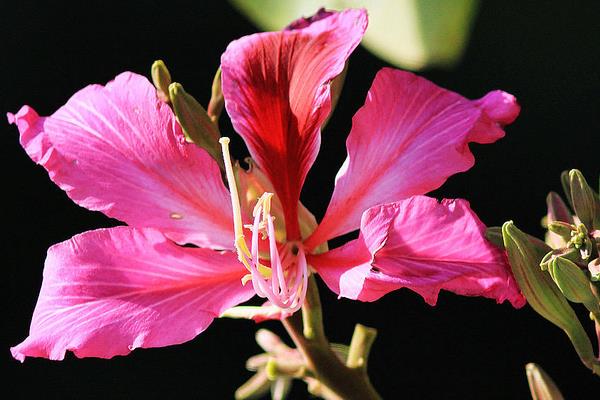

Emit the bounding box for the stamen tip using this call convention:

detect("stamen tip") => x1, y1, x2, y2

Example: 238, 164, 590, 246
219, 137, 230, 145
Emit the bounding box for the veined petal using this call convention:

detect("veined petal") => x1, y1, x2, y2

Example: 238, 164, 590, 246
11, 226, 253, 361
8, 72, 233, 249
236, 159, 319, 242
305, 69, 520, 249
310, 196, 525, 307
221, 9, 367, 241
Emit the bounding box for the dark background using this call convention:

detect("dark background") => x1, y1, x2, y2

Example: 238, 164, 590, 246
1, 1, 598, 398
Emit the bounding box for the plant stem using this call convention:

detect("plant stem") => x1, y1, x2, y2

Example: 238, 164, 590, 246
282, 276, 381, 400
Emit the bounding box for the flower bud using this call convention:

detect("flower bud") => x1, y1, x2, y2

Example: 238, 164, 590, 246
503, 222, 576, 327
569, 169, 599, 229
548, 257, 595, 305
151, 60, 172, 103
169, 83, 222, 165
207, 68, 224, 123
502, 221, 596, 369
546, 192, 573, 224
525, 363, 564, 400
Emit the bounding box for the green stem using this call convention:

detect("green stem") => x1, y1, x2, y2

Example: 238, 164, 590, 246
347, 324, 378, 369
282, 276, 381, 400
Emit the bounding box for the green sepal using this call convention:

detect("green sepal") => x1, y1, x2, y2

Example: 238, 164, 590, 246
502, 221, 596, 370
569, 169, 599, 229
168, 82, 223, 166
151, 60, 172, 103
540, 247, 579, 271
548, 257, 596, 308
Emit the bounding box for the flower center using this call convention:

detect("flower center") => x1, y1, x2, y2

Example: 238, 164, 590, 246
219, 137, 308, 312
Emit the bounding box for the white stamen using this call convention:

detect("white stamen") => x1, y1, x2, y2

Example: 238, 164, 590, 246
219, 137, 308, 312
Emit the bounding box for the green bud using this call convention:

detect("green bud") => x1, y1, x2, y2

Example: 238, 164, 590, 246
207, 68, 224, 123
569, 169, 599, 229
151, 60, 172, 103
502, 221, 596, 370
525, 363, 564, 400
548, 257, 595, 306
169, 83, 223, 166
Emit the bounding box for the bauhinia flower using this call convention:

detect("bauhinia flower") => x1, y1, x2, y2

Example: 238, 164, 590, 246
9, 9, 524, 362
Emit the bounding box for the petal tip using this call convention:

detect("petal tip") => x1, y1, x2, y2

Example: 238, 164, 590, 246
479, 90, 521, 125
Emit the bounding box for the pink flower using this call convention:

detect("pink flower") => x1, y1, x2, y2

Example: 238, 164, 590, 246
9, 9, 524, 362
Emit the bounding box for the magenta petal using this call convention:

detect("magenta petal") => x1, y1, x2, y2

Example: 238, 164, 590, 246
310, 196, 525, 307
305, 69, 520, 249
221, 9, 367, 240
11, 226, 253, 361
8, 72, 234, 249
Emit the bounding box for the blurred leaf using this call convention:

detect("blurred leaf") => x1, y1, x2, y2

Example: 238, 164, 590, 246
230, 0, 479, 70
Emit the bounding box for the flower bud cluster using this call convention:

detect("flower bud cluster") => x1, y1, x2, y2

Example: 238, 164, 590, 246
500, 169, 600, 376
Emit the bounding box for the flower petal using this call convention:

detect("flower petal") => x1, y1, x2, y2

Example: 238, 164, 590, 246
305, 68, 520, 249
221, 9, 367, 240
8, 72, 234, 249
11, 226, 253, 361
310, 196, 525, 307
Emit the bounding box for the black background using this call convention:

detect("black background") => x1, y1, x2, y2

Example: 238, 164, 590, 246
1, 1, 599, 398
